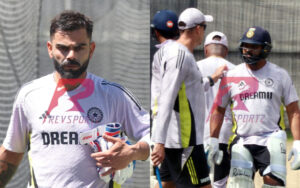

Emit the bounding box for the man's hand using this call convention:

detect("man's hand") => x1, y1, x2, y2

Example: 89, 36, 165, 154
151, 143, 165, 167
91, 134, 135, 176
207, 137, 223, 167
211, 65, 228, 83
288, 140, 300, 170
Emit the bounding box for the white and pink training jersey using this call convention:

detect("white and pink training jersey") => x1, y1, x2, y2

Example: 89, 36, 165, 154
3, 72, 150, 188
216, 62, 298, 146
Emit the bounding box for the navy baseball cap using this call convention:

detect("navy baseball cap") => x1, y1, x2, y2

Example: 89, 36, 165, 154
151, 10, 178, 32
240, 26, 271, 45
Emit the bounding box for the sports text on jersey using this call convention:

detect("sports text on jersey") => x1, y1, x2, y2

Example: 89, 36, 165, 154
40, 114, 89, 124
239, 91, 273, 101
40, 107, 104, 125
234, 113, 265, 124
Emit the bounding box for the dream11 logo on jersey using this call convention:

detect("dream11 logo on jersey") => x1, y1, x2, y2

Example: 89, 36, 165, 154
40, 78, 103, 125
207, 76, 260, 123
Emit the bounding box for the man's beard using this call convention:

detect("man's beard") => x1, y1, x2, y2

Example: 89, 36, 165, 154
53, 58, 89, 79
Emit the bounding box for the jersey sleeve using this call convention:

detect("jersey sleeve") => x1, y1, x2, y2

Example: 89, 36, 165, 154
215, 62, 236, 109
151, 50, 191, 144
113, 86, 150, 143
151, 50, 162, 118
3, 89, 30, 153
202, 77, 211, 91
282, 70, 299, 105
215, 75, 232, 108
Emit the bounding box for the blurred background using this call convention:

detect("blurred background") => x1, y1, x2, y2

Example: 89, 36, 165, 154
0, 0, 149, 187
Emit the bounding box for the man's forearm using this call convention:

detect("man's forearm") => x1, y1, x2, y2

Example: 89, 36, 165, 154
290, 114, 300, 140
286, 102, 300, 140
210, 106, 226, 138
290, 113, 300, 140
131, 141, 150, 161
0, 146, 24, 188
0, 160, 18, 188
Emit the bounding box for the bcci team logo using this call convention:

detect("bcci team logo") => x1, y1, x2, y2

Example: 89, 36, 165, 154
246, 28, 256, 38
166, 20, 174, 28
265, 78, 274, 87
87, 107, 103, 123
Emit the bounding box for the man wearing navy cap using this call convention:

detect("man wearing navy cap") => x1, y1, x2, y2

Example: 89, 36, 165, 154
151, 8, 214, 188
151, 10, 179, 126
210, 26, 300, 187
150, 10, 179, 188
151, 10, 179, 44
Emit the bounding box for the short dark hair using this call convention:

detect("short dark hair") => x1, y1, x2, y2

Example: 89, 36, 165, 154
157, 28, 179, 39
151, 27, 179, 40
50, 10, 93, 40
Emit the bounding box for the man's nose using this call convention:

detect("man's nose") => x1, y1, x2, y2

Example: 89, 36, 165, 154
66, 49, 76, 60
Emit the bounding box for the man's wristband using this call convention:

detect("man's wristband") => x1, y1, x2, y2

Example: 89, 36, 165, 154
208, 76, 214, 86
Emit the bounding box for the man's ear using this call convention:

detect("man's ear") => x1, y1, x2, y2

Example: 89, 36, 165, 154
47, 41, 53, 59
154, 30, 159, 38
154, 30, 162, 42
224, 47, 228, 58
89, 41, 96, 58
204, 46, 208, 57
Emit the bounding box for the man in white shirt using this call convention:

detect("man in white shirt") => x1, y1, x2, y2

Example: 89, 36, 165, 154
151, 9, 179, 124
197, 31, 235, 188
209, 26, 300, 188
0, 10, 150, 188
150, 9, 179, 188
151, 8, 214, 188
